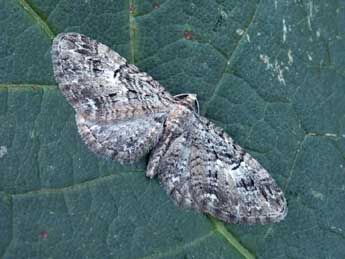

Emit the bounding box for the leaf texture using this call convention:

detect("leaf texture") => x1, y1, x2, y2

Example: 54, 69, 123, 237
0, 0, 345, 258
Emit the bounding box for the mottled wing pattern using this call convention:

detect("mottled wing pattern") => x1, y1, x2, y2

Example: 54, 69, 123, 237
148, 106, 287, 224
189, 116, 287, 223
52, 33, 174, 121
76, 113, 167, 163
52, 33, 173, 163
52, 33, 287, 223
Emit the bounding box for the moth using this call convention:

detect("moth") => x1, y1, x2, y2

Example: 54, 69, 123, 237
52, 33, 287, 224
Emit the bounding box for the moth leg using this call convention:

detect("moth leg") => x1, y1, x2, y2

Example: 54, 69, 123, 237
146, 105, 192, 178
148, 133, 196, 208
146, 137, 170, 178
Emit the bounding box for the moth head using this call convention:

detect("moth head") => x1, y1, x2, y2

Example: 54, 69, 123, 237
173, 93, 199, 114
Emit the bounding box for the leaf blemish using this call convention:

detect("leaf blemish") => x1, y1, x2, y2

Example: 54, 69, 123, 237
288, 49, 293, 65
0, 145, 7, 158
316, 29, 321, 37
259, 54, 287, 85
236, 29, 244, 36
311, 189, 324, 200
129, 4, 135, 14
39, 230, 49, 239
307, 0, 313, 31
283, 19, 287, 43
307, 52, 313, 61
184, 31, 193, 40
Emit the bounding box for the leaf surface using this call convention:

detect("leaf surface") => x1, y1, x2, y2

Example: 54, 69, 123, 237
0, 0, 345, 258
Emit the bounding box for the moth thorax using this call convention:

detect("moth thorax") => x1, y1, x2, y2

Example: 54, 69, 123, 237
174, 93, 199, 114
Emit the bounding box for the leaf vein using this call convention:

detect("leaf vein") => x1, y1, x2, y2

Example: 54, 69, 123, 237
128, 0, 137, 63
132, 231, 215, 259
210, 217, 256, 259
9, 170, 145, 197
16, 0, 56, 40
201, 0, 261, 116
0, 84, 58, 91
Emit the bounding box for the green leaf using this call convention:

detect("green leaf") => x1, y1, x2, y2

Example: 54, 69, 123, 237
1, 0, 345, 258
